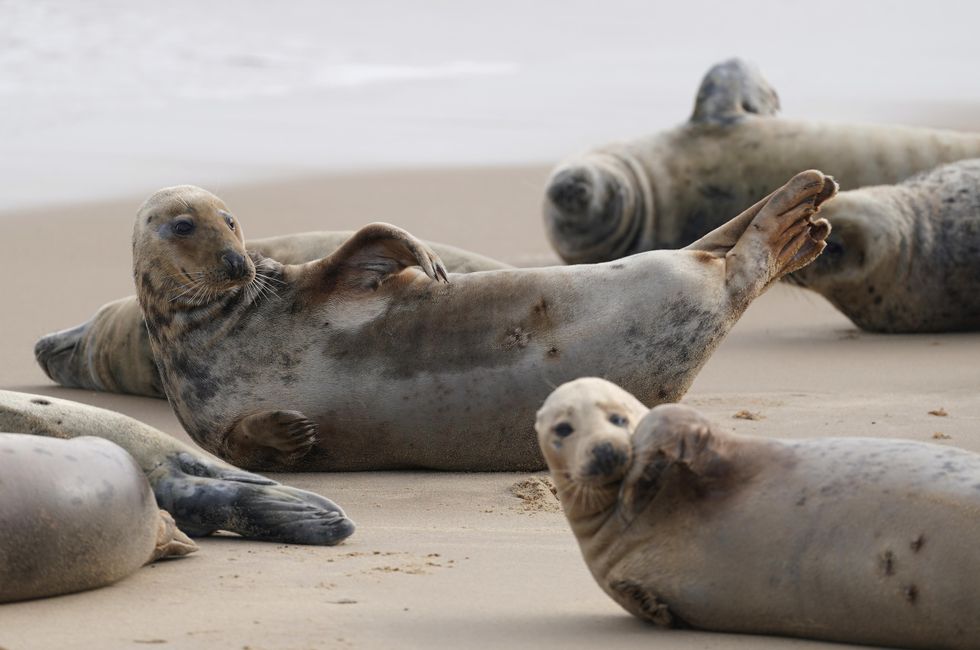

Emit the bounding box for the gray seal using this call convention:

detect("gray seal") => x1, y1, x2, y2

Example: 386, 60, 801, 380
536, 377, 980, 649
132, 171, 833, 471
0, 390, 355, 545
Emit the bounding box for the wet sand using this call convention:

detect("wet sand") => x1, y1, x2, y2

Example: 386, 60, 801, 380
2, 165, 978, 649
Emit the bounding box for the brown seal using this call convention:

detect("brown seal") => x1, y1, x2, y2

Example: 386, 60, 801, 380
35, 231, 510, 398
132, 171, 833, 471
791, 158, 980, 332
0, 390, 355, 545
0, 432, 195, 603
544, 58, 980, 264
536, 377, 980, 649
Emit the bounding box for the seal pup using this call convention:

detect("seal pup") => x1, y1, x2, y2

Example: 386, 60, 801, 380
791, 158, 980, 332
133, 172, 834, 471
0, 390, 355, 545
536, 378, 980, 649
544, 58, 980, 264
35, 232, 510, 398
0, 433, 196, 603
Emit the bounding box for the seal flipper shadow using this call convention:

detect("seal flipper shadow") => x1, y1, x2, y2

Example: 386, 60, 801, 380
690, 58, 780, 125
148, 452, 355, 546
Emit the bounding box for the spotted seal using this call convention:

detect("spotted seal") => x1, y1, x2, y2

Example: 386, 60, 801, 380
132, 170, 833, 471
35, 231, 509, 398
535, 377, 980, 649
544, 58, 980, 264
0, 432, 196, 603
0, 390, 355, 545
791, 158, 980, 332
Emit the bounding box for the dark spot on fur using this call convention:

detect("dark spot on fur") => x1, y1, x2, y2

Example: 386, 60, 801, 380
657, 389, 668, 400
903, 584, 918, 604
30, 398, 50, 406
611, 263, 625, 270
910, 535, 925, 552
879, 550, 895, 576
546, 346, 560, 359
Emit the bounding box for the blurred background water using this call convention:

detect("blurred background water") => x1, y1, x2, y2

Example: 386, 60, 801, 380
2, 0, 979, 210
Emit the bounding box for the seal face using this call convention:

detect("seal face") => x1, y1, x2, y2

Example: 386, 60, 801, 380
538, 378, 980, 649
132, 174, 833, 471
0, 433, 195, 603
791, 158, 980, 332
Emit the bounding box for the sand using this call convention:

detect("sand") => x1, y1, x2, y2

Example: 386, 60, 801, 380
1, 165, 978, 650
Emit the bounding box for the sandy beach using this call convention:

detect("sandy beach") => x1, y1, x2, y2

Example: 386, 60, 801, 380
2, 165, 979, 650
4, 1, 980, 648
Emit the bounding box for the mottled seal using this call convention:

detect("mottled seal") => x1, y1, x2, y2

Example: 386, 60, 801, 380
35, 231, 509, 398
791, 158, 980, 332
544, 58, 980, 264
0, 432, 196, 603
133, 171, 834, 471
0, 390, 355, 545
536, 378, 980, 649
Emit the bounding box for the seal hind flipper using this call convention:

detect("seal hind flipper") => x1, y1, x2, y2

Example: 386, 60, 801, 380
149, 452, 355, 545
150, 510, 198, 561
308, 222, 450, 291
690, 58, 780, 125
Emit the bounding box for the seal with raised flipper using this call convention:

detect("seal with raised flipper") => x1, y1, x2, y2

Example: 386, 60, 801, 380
0, 432, 196, 603
0, 390, 355, 545
132, 170, 834, 471
35, 231, 510, 398
535, 377, 980, 649
544, 58, 980, 265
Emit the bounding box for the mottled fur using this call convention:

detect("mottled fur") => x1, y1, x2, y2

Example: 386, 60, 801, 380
794, 159, 980, 332
537, 378, 980, 649
133, 173, 833, 471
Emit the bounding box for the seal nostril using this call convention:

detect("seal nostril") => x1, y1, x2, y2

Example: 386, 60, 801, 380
221, 251, 247, 280
589, 442, 627, 476
547, 169, 594, 214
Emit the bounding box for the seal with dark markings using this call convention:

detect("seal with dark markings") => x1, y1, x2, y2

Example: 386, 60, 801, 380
133, 171, 834, 471
0, 390, 355, 545
791, 158, 980, 332
35, 231, 509, 398
536, 377, 980, 649
0, 431, 196, 603
544, 58, 980, 265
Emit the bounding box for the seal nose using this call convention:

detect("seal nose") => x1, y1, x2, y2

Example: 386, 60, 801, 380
547, 168, 595, 215
221, 250, 247, 280
588, 442, 628, 477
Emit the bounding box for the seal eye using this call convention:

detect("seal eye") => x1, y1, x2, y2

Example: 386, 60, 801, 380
608, 413, 628, 427
554, 422, 574, 438
173, 220, 195, 237
225, 214, 236, 231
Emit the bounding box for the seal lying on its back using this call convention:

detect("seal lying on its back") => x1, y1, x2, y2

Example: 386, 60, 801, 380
0, 390, 354, 545
544, 58, 980, 264
536, 378, 980, 649
133, 171, 834, 471
792, 159, 980, 332
0, 433, 196, 603
35, 231, 509, 398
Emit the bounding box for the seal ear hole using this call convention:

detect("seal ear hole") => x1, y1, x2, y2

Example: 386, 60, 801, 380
172, 219, 196, 237
608, 413, 628, 427
554, 422, 574, 438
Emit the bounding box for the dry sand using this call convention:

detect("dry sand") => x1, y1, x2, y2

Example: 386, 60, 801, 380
1, 166, 978, 650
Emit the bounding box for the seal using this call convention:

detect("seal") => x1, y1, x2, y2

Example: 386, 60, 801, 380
791, 158, 980, 332
0, 432, 196, 603
0, 390, 355, 545
133, 171, 834, 471
35, 231, 510, 398
544, 58, 980, 264
535, 377, 980, 649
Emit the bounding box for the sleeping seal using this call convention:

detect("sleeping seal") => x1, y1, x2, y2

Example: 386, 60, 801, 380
536, 378, 980, 649
132, 170, 834, 471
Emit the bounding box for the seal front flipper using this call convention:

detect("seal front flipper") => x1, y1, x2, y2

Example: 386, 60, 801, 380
618, 404, 737, 521
150, 510, 198, 561
690, 58, 780, 125
149, 451, 355, 546
306, 222, 450, 291
223, 410, 318, 468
